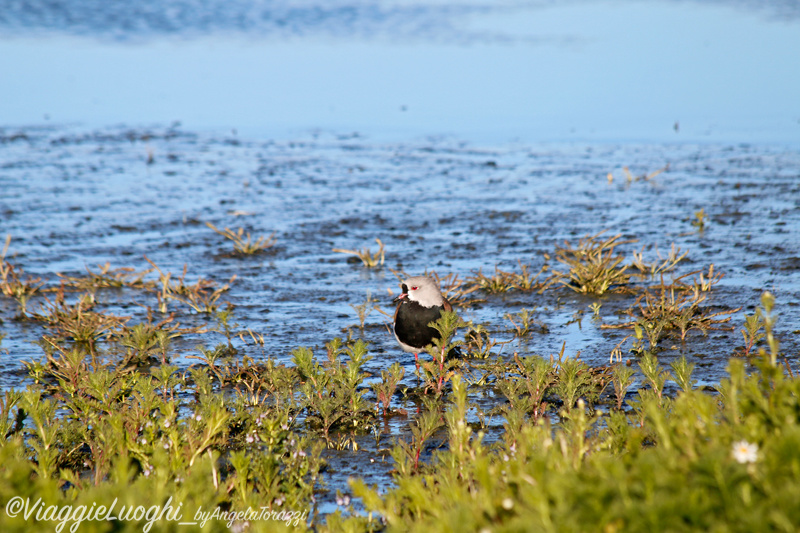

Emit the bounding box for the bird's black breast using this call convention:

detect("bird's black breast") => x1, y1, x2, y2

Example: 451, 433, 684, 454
394, 300, 445, 350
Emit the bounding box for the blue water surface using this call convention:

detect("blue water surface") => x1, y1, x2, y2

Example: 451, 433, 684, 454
1, 0, 798, 144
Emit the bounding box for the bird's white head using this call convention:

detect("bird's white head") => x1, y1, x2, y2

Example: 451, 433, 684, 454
396, 276, 445, 308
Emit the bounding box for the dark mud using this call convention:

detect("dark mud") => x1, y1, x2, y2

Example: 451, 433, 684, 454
2, 124, 800, 511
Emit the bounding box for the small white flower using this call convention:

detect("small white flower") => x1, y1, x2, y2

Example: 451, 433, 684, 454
195, 414, 202, 422
140, 437, 147, 445
502, 498, 514, 510
246, 434, 255, 444
164, 420, 171, 428
732, 440, 759, 464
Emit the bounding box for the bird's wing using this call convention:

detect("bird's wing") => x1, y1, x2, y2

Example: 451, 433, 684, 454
443, 298, 453, 313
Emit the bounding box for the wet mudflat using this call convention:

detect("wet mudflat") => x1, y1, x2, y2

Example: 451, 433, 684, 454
1, 124, 799, 512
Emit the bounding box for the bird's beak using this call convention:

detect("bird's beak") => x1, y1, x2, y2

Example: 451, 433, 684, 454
393, 293, 407, 304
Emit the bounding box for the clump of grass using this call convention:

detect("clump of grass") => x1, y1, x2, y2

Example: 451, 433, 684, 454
34, 291, 130, 356
551, 231, 634, 295
603, 277, 740, 350
333, 238, 385, 268
755, 291, 780, 366
693, 263, 723, 293
504, 307, 548, 338
465, 262, 548, 294
117, 316, 181, 365
57, 262, 155, 291
170, 274, 236, 314
461, 322, 502, 360
144, 257, 235, 314
630, 242, 688, 278
206, 221, 277, 254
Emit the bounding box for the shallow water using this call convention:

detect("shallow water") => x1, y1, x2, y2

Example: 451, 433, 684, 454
2, 1, 799, 143
1, 0, 800, 517
2, 125, 799, 387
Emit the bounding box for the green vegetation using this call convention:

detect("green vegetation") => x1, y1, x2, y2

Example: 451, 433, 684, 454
0, 230, 798, 532
335, 294, 799, 532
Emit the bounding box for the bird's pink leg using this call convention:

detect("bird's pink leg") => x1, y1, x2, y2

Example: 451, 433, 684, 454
414, 352, 420, 373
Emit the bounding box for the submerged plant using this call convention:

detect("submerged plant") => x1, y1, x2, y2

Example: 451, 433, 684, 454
691, 208, 708, 232
333, 238, 385, 268
603, 276, 739, 350
466, 262, 548, 294
350, 291, 380, 329
35, 292, 129, 355
505, 308, 538, 338
57, 262, 154, 291
206, 221, 277, 254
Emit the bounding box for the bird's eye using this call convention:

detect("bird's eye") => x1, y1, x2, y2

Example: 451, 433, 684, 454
411, 286, 418, 291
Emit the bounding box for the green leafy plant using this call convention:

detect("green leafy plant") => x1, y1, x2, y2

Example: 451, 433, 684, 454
371, 362, 405, 416
739, 310, 765, 357
420, 310, 466, 394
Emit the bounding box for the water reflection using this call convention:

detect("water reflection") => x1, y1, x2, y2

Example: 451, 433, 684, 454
0, 1, 798, 144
